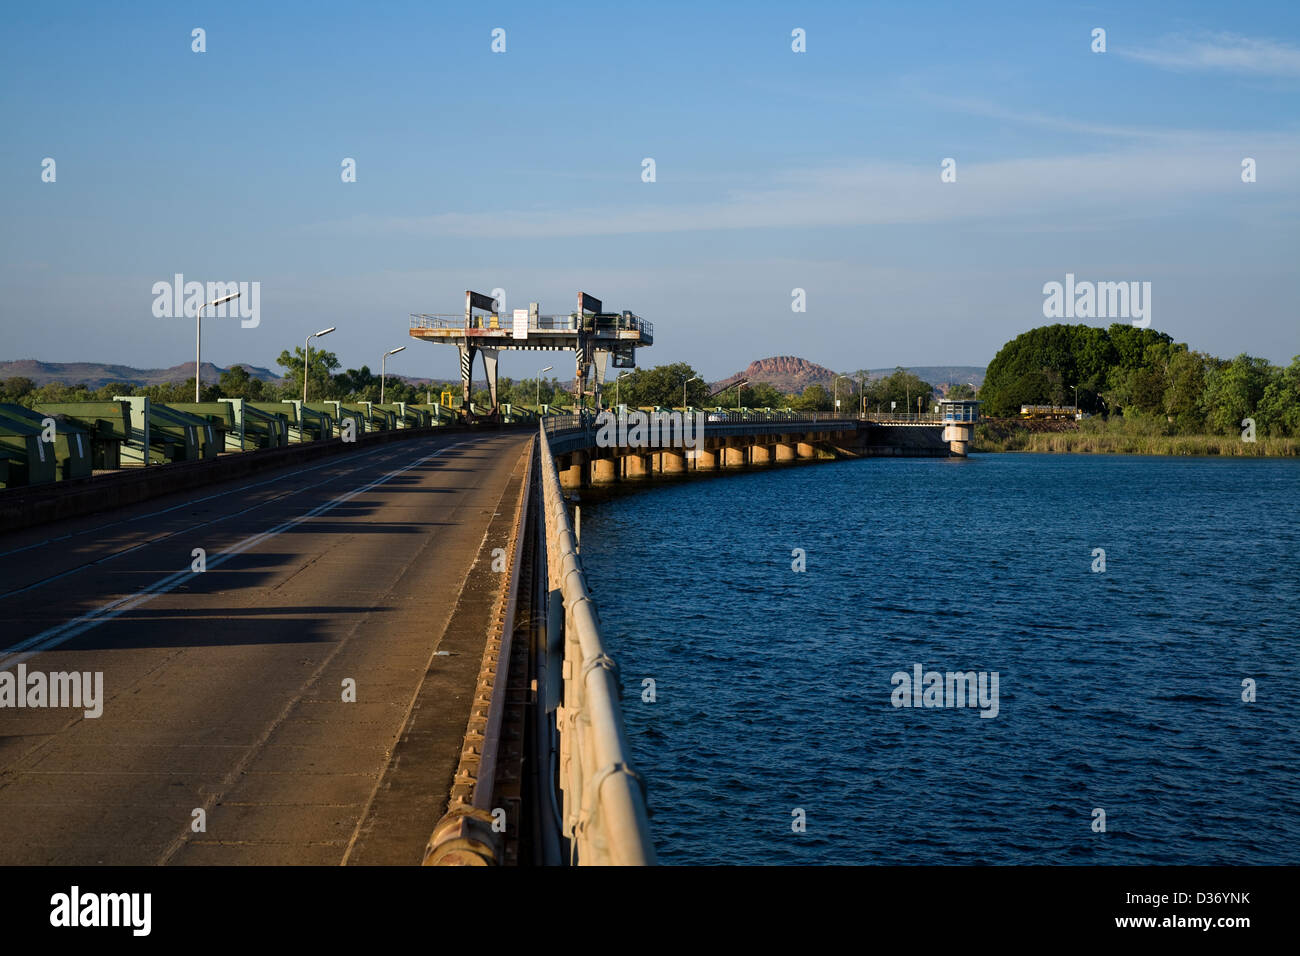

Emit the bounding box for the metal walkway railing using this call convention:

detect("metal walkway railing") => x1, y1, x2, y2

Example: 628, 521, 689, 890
539, 424, 655, 865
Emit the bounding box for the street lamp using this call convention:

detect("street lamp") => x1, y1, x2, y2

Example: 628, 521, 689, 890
732, 379, 749, 410
614, 370, 629, 408
380, 346, 406, 404
683, 374, 701, 410
194, 291, 241, 401
538, 365, 553, 410
304, 326, 335, 403
833, 375, 851, 414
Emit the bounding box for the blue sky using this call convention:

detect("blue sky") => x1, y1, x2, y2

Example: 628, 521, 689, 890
1, 0, 1297, 383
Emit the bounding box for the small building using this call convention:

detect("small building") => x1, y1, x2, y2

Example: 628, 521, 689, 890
937, 399, 981, 456
938, 398, 981, 424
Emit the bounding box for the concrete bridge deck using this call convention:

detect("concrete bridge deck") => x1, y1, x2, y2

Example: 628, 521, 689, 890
0, 430, 531, 865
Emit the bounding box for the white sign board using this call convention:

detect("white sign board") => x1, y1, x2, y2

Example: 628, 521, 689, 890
513, 308, 529, 339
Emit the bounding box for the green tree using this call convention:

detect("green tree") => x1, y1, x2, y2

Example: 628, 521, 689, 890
335, 364, 379, 401
792, 383, 833, 411
1163, 348, 1208, 433
218, 364, 267, 400
276, 346, 341, 401
1257, 355, 1300, 437
863, 368, 934, 414
1202, 354, 1276, 435
742, 381, 786, 409
0, 377, 36, 402
615, 363, 708, 408
982, 323, 1172, 416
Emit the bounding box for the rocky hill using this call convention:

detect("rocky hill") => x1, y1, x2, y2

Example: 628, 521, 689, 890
713, 356, 836, 392
714, 356, 985, 393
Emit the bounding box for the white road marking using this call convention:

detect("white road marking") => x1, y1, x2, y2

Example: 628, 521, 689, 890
0, 441, 475, 668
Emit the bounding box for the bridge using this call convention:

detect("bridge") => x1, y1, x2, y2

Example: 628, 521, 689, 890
0, 402, 980, 865
0, 412, 666, 866
1, 289, 979, 865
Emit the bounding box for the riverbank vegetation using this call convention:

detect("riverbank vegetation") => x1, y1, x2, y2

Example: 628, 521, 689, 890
980, 324, 1300, 441
974, 416, 1299, 456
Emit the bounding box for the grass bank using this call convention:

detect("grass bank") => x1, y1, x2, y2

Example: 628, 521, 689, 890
973, 420, 1299, 457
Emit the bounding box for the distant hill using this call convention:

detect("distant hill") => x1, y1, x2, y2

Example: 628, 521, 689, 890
715, 357, 985, 393
714, 356, 837, 392
0, 359, 282, 389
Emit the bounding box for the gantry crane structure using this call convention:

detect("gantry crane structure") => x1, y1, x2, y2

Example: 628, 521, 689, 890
409, 291, 654, 420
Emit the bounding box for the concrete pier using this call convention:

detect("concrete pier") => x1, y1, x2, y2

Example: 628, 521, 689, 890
561, 451, 589, 489
661, 450, 686, 473
593, 457, 619, 483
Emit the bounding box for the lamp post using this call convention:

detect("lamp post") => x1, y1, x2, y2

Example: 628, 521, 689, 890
833, 375, 851, 414
304, 326, 335, 403
731, 379, 749, 410
380, 346, 406, 405
683, 375, 700, 410
194, 292, 241, 401
614, 370, 628, 408
538, 365, 553, 410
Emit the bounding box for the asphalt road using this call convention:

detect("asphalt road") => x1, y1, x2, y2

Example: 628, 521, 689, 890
0, 430, 532, 865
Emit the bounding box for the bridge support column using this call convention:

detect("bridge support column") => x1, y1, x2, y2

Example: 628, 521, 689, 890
751, 444, 772, 464
723, 444, 746, 468
943, 423, 974, 457
775, 442, 795, 462
593, 456, 619, 483
797, 441, 817, 459
661, 450, 686, 473
625, 453, 651, 478
560, 452, 589, 490
695, 448, 718, 471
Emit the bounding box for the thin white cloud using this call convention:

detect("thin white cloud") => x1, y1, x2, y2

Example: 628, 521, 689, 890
302, 140, 1299, 241
912, 91, 1211, 143
1120, 32, 1300, 78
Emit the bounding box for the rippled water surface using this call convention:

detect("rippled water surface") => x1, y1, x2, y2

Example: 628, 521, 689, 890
577, 453, 1300, 864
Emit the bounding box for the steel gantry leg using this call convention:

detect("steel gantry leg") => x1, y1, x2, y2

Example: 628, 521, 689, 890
481, 347, 500, 418
459, 344, 503, 422
592, 349, 610, 410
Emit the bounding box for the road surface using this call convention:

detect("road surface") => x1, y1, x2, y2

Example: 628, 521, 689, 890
0, 430, 532, 865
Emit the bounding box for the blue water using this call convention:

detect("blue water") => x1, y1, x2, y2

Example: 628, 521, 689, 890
577, 454, 1300, 865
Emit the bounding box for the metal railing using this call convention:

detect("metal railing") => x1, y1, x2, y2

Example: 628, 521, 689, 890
411, 313, 653, 337
861, 412, 945, 423
539, 424, 655, 865
543, 409, 859, 435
